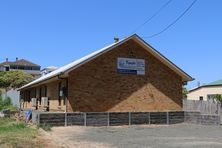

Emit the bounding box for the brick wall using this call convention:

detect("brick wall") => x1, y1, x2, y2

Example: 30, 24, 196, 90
67, 39, 183, 112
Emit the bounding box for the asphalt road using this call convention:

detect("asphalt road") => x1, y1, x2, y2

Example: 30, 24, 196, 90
46, 124, 222, 148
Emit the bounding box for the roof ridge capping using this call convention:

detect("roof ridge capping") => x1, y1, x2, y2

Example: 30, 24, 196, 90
18, 34, 193, 90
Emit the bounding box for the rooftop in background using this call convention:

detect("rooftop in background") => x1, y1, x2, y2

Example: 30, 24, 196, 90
0, 58, 40, 67
189, 79, 222, 92
0, 58, 41, 78
41, 66, 58, 71
41, 66, 58, 76
206, 79, 222, 86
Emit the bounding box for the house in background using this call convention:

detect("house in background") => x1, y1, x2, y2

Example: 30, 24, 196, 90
0, 58, 41, 78
18, 34, 193, 112
41, 66, 58, 76
187, 79, 222, 101
0, 58, 41, 107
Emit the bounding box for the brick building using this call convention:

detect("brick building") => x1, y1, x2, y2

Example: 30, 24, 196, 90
18, 34, 193, 112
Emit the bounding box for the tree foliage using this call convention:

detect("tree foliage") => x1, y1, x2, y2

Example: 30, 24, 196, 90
182, 87, 188, 99
215, 94, 222, 103
0, 71, 34, 89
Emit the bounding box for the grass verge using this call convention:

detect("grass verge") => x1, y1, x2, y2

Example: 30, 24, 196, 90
0, 118, 41, 148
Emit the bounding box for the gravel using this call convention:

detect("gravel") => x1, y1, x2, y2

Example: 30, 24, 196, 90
46, 124, 222, 148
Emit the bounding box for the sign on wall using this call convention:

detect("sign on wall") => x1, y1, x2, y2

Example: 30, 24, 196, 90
117, 57, 145, 75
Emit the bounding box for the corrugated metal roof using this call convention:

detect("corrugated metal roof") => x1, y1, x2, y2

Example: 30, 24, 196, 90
18, 34, 193, 91
206, 79, 222, 86
189, 79, 222, 92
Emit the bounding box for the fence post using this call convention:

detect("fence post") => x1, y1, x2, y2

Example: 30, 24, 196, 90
108, 112, 110, 126
129, 112, 131, 126
148, 112, 150, 125
210, 101, 212, 114
65, 112, 67, 126
38, 113, 40, 125
84, 113, 86, 126
167, 112, 169, 125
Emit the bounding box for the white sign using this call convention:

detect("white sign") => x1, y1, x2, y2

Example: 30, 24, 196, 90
117, 58, 145, 75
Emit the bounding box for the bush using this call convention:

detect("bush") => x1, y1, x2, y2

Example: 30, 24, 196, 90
3, 97, 12, 106
0, 96, 16, 111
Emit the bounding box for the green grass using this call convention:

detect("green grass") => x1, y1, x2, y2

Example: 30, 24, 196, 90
0, 118, 40, 148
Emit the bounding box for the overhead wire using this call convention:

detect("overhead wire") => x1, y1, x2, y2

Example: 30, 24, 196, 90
130, 0, 173, 35
142, 0, 197, 38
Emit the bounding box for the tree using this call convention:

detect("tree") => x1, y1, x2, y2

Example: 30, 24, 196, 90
215, 94, 222, 103
0, 71, 34, 90
182, 87, 188, 99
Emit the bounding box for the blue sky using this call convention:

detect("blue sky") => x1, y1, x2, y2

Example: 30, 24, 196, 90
0, 0, 221, 89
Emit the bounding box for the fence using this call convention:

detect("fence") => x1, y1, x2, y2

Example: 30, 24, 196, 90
183, 99, 221, 125
183, 99, 221, 115
31, 100, 222, 127
33, 111, 185, 127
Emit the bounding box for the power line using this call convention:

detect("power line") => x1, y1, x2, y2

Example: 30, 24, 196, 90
130, 0, 173, 35
142, 0, 197, 38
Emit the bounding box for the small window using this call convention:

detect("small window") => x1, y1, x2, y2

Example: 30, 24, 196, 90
18, 66, 25, 70
32, 67, 40, 70
10, 66, 17, 69
199, 96, 203, 101
24, 66, 32, 70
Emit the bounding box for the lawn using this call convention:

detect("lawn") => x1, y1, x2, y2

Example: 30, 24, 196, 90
0, 118, 41, 148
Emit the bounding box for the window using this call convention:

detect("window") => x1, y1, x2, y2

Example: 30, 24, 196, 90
199, 96, 203, 101
32, 67, 40, 70
24, 66, 32, 70
5, 66, 9, 71
10, 66, 17, 69
18, 66, 25, 70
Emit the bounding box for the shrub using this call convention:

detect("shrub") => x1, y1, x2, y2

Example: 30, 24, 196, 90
3, 97, 12, 106
0, 96, 16, 111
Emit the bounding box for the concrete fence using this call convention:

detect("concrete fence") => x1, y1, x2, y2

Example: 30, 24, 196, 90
32, 111, 221, 127
30, 100, 222, 127
33, 111, 186, 127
